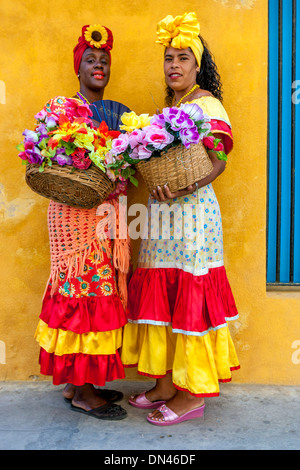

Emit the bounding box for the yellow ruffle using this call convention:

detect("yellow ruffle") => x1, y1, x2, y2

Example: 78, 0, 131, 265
35, 320, 123, 356
121, 323, 240, 396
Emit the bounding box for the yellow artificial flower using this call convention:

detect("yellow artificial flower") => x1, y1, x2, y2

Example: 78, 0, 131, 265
73, 126, 96, 151
48, 120, 95, 150
120, 111, 152, 132
138, 114, 152, 128
120, 112, 140, 132
84, 25, 108, 48
89, 148, 106, 171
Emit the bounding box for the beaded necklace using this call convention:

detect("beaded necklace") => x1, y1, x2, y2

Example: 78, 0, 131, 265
76, 92, 109, 126
175, 84, 200, 108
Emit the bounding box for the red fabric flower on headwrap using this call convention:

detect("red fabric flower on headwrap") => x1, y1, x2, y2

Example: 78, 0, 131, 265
73, 24, 113, 75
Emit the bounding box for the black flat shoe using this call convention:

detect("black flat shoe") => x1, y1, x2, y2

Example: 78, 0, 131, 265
70, 403, 127, 420
98, 389, 123, 403
64, 388, 123, 404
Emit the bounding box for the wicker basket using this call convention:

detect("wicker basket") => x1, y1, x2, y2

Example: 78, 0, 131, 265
136, 141, 213, 194
25, 162, 115, 209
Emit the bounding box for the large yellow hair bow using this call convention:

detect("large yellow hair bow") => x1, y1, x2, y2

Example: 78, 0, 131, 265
156, 12, 204, 66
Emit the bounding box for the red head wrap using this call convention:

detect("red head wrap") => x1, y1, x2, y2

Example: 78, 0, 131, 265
73, 24, 113, 75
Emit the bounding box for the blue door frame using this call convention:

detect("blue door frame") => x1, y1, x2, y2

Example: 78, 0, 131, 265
267, 0, 300, 285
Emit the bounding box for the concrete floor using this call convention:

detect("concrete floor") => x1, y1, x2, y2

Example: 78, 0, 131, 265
0, 380, 299, 451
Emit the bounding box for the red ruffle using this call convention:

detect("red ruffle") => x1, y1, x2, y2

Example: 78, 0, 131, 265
127, 266, 238, 334
39, 348, 125, 386
40, 286, 127, 334
210, 119, 233, 154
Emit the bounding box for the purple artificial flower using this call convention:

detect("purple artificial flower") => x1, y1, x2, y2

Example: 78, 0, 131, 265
55, 154, 73, 166
152, 107, 195, 132
180, 103, 206, 122
179, 126, 201, 148
54, 148, 72, 166
46, 116, 58, 130
150, 113, 167, 128
21, 141, 43, 164
22, 129, 39, 143
168, 109, 195, 132
35, 123, 49, 141
36, 123, 47, 134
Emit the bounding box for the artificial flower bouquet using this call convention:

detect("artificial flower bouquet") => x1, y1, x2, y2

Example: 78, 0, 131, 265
17, 96, 136, 208
108, 104, 226, 193
17, 96, 133, 181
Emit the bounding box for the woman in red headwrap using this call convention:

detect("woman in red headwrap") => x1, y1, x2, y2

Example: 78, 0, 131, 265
34, 24, 131, 420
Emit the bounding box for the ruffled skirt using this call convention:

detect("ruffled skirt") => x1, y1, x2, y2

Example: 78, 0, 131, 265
35, 246, 127, 386
121, 185, 240, 396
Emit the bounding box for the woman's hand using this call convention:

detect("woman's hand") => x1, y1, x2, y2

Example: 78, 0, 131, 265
151, 184, 196, 201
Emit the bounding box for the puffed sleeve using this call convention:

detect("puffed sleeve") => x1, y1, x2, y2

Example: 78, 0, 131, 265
191, 96, 233, 155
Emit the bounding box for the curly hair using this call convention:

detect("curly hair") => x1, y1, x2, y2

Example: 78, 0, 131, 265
165, 35, 223, 106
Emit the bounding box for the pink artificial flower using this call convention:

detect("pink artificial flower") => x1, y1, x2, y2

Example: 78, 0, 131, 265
111, 133, 129, 155
137, 145, 152, 160
34, 109, 47, 121
203, 136, 215, 150
144, 125, 174, 149
105, 151, 115, 165
128, 128, 146, 149
214, 141, 224, 151
65, 98, 93, 121
203, 136, 224, 152
106, 168, 116, 182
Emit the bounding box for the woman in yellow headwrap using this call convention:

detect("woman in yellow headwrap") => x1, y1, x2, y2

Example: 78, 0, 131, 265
121, 12, 240, 426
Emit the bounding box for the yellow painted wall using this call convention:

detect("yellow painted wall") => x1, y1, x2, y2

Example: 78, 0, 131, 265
0, 0, 299, 384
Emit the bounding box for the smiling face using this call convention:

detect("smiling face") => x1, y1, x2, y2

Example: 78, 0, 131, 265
164, 47, 199, 95
79, 47, 111, 92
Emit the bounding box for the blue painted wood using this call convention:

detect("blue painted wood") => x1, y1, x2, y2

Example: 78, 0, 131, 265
267, 0, 300, 285
293, 0, 300, 281
267, 0, 279, 283
279, 0, 293, 282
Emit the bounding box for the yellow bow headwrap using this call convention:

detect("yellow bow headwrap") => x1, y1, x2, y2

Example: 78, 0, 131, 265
156, 12, 204, 66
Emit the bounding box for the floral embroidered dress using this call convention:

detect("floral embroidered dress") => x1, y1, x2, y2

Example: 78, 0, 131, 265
34, 191, 130, 386
121, 96, 240, 397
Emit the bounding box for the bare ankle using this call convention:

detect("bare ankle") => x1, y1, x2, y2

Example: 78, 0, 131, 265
147, 375, 176, 401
